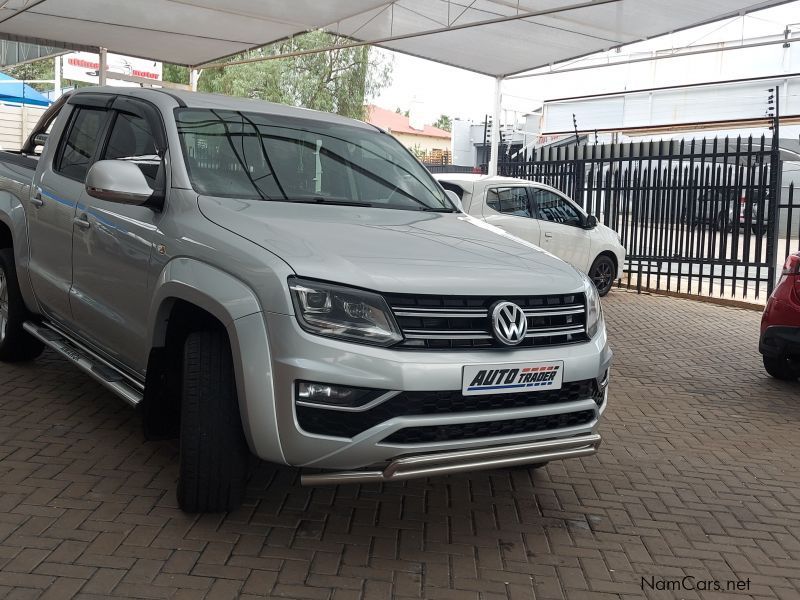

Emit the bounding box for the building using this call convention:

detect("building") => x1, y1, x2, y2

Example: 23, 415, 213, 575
365, 105, 451, 163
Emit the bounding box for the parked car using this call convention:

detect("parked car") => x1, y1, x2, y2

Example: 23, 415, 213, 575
760, 251, 800, 380
0, 88, 612, 512
689, 188, 769, 235
434, 174, 626, 296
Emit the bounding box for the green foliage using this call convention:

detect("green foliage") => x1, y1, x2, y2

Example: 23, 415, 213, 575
162, 63, 190, 86
165, 31, 392, 120
3, 58, 54, 92
433, 114, 452, 132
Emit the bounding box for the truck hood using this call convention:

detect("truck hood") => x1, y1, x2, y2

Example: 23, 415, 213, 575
198, 196, 585, 296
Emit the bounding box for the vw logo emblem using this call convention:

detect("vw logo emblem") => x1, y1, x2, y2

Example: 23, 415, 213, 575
490, 301, 527, 346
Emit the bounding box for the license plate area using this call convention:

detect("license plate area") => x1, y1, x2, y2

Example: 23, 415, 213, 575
462, 361, 564, 396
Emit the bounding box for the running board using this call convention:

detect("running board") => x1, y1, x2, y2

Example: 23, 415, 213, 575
23, 321, 144, 407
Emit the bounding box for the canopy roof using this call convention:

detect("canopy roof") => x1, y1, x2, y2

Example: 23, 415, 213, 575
0, 0, 790, 76
0, 72, 50, 106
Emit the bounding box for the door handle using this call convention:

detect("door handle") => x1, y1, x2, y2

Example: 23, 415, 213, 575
73, 215, 91, 230
31, 189, 44, 208
544, 232, 553, 238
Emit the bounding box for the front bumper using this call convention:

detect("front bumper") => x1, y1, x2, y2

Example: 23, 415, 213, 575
255, 312, 612, 473
760, 325, 800, 358
301, 433, 602, 485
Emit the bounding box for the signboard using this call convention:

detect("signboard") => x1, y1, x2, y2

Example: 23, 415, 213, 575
62, 51, 162, 86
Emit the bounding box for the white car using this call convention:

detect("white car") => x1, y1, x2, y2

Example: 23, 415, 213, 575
435, 174, 626, 296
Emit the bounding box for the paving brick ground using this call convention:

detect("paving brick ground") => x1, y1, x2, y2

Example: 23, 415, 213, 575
1, 290, 800, 600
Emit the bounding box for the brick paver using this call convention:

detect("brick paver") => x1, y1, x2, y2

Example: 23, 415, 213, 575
1, 290, 799, 599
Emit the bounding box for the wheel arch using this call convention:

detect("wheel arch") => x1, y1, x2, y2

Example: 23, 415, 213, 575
145, 258, 284, 464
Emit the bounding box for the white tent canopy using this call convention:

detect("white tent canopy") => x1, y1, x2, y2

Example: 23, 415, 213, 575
0, 0, 789, 75
0, 0, 789, 174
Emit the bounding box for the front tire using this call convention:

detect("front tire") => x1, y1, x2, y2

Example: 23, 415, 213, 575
588, 255, 616, 297
763, 355, 799, 381
177, 329, 249, 513
0, 248, 44, 362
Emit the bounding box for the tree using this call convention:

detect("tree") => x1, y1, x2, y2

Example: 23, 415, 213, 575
164, 31, 392, 120
433, 114, 452, 132
3, 58, 54, 92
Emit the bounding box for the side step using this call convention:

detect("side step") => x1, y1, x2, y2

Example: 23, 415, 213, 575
23, 321, 144, 407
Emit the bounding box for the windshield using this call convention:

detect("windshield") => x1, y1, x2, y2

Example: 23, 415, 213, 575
175, 108, 452, 211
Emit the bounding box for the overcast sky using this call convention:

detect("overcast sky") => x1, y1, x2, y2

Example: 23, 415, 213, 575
372, 1, 800, 124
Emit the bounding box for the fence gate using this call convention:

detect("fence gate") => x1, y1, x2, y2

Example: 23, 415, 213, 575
498, 136, 799, 301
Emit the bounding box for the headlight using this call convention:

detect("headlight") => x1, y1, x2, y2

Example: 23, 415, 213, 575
584, 275, 604, 338
288, 277, 402, 346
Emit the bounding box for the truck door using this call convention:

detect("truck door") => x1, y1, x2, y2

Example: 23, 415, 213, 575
28, 98, 112, 325
69, 97, 166, 373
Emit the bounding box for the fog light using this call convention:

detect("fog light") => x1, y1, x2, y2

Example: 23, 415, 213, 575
298, 382, 354, 402
295, 381, 387, 409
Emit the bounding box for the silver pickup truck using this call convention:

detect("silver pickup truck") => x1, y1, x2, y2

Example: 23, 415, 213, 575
0, 87, 611, 512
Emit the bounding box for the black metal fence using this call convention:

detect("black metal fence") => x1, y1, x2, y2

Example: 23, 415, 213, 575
498, 136, 799, 301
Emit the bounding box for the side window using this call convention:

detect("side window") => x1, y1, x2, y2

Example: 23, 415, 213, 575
102, 111, 161, 186
486, 187, 531, 217
530, 189, 582, 226
55, 107, 107, 181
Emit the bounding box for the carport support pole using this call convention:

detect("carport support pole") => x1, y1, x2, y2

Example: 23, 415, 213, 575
488, 76, 503, 176
190, 69, 200, 92
98, 48, 107, 86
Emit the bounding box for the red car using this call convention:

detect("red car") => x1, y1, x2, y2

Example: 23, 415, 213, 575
760, 251, 800, 380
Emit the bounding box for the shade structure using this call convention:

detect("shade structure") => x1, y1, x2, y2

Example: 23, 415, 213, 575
0, 72, 50, 106
0, 0, 790, 76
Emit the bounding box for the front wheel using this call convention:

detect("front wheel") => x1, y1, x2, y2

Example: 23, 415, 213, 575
177, 329, 249, 513
588, 255, 616, 297
763, 355, 799, 381
0, 248, 44, 362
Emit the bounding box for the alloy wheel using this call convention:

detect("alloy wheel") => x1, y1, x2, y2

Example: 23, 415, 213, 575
590, 261, 613, 293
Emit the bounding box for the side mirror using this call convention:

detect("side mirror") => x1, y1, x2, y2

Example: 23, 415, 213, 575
444, 189, 464, 212
584, 215, 598, 229
86, 160, 158, 206
33, 132, 48, 148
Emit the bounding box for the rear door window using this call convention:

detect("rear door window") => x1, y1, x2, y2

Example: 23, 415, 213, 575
486, 187, 532, 217
55, 107, 108, 182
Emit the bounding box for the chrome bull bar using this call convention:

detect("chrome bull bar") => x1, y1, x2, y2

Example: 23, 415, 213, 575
300, 433, 601, 485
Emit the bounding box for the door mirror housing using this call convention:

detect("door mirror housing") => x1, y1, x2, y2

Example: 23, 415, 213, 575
32, 132, 48, 148
584, 215, 598, 229
444, 189, 464, 212
86, 160, 160, 206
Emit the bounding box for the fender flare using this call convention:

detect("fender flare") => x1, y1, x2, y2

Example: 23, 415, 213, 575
0, 187, 37, 312
147, 257, 285, 464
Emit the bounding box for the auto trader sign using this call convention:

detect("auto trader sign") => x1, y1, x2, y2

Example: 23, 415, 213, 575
62, 51, 162, 86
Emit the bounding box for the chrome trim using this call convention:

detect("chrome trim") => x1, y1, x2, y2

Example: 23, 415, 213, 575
405, 332, 493, 340
296, 390, 401, 413
525, 325, 585, 338
300, 433, 601, 485
393, 309, 488, 318
523, 307, 584, 317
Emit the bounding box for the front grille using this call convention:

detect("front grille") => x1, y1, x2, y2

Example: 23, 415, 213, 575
385, 292, 588, 349
296, 379, 599, 438
382, 410, 596, 444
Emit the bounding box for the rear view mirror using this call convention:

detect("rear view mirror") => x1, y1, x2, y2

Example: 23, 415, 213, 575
86, 160, 158, 206
584, 215, 598, 229
445, 189, 464, 212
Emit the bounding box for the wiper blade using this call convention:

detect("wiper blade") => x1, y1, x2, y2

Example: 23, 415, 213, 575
419, 206, 456, 212
286, 196, 373, 207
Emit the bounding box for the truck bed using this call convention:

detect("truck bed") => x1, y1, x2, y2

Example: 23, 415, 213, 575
0, 150, 38, 187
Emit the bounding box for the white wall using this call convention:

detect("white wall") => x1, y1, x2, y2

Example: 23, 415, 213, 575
0, 103, 46, 151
